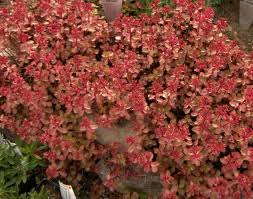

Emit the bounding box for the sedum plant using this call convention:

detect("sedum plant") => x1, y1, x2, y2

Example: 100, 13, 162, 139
0, 0, 109, 188
1, 0, 253, 198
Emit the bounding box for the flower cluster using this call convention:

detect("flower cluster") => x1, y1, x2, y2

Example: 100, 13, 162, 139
1, 0, 253, 197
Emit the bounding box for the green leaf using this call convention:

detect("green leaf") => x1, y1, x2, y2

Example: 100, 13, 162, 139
5, 178, 17, 187
21, 175, 27, 184
139, 192, 148, 199
37, 145, 47, 151
33, 155, 43, 160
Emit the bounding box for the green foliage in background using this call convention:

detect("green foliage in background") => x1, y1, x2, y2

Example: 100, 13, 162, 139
206, 0, 224, 8
0, 138, 49, 199
123, 0, 225, 16
19, 187, 50, 199
15, 139, 47, 171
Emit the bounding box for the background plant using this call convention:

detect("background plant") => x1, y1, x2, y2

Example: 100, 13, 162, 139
205, 0, 224, 9
123, 0, 224, 15
0, 137, 49, 198
19, 187, 50, 199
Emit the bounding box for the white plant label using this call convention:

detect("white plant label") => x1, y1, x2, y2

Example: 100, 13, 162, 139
59, 181, 77, 199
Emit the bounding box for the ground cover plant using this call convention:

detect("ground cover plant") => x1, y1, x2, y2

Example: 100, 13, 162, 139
0, 0, 253, 198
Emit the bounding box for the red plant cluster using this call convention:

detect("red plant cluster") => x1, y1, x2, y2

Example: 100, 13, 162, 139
1, 0, 253, 197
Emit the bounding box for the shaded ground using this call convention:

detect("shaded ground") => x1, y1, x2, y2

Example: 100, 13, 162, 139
216, 0, 253, 51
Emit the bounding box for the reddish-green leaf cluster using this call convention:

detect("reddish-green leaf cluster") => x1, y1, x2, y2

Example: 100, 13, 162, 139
1, 0, 253, 197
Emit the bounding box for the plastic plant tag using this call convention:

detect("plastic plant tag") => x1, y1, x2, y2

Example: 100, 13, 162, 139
59, 181, 77, 199
100, 0, 122, 22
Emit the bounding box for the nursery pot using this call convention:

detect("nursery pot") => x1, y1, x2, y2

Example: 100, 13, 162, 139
101, 0, 123, 22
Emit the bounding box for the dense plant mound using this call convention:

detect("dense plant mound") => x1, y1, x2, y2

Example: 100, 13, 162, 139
1, 0, 253, 198
0, 0, 108, 188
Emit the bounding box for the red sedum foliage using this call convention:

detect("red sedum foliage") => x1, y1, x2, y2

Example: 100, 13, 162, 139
1, 0, 253, 197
